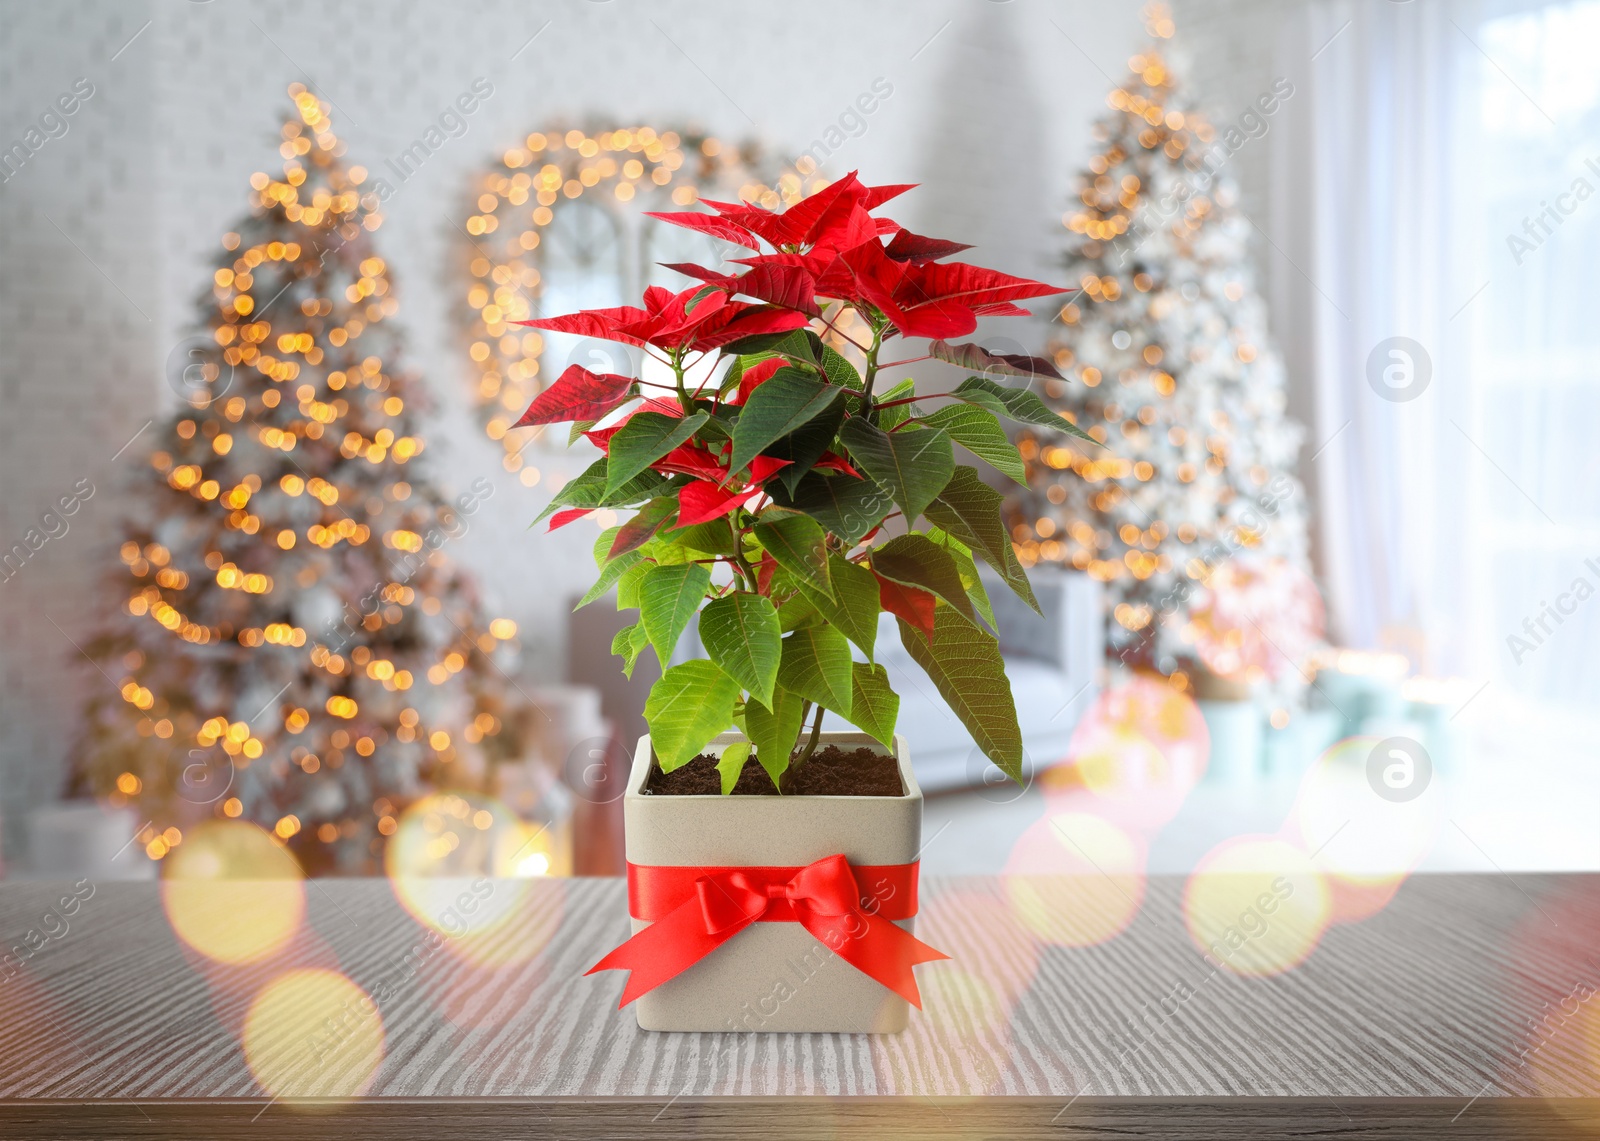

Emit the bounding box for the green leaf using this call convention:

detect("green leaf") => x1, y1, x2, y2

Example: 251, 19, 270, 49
923, 466, 1039, 613
722, 352, 779, 397
796, 553, 879, 661
775, 586, 821, 633
820, 344, 863, 390
615, 560, 650, 610
699, 592, 781, 706
568, 419, 598, 446
697, 408, 736, 443
917, 404, 1027, 484
538, 458, 671, 524
645, 660, 740, 772
718, 358, 749, 397
752, 509, 832, 600
639, 562, 712, 664
847, 662, 900, 752
768, 399, 846, 495
875, 379, 916, 431
716, 741, 752, 795
604, 411, 709, 495
932, 526, 997, 631
609, 497, 679, 558
897, 607, 1023, 783
869, 533, 978, 625
777, 624, 852, 716
643, 539, 713, 567
611, 622, 649, 679
722, 328, 819, 364
839, 418, 953, 525
534, 457, 608, 524
967, 566, 997, 631
593, 526, 622, 569
603, 468, 673, 507
686, 283, 722, 315
954, 375, 1094, 442
745, 686, 804, 785
661, 519, 737, 556
728, 369, 843, 476
579, 539, 644, 608
768, 471, 894, 546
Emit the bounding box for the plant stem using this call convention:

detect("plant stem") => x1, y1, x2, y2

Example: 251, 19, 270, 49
793, 700, 827, 768
672, 351, 693, 415
872, 392, 943, 410
860, 322, 884, 415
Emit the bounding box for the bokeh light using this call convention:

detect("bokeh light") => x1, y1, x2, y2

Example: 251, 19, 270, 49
1041, 673, 1208, 831
1183, 835, 1330, 977
1488, 878, 1600, 1118
162, 820, 304, 964
1525, 997, 1600, 1125
1288, 736, 1441, 923
386, 792, 564, 968
1003, 812, 1146, 947
243, 968, 384, 1099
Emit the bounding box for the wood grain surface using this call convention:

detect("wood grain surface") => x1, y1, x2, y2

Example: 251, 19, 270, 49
1, 872, 1597, 1139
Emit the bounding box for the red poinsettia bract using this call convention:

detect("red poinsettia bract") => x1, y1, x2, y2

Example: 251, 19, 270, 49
513, 173, 1070, 553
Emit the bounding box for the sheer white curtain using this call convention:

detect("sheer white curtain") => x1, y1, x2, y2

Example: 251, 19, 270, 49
1272, 0, 1599, 721
1274, 0, 1479, 674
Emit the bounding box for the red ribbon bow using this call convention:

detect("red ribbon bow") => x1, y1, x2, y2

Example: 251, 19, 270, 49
587, 853, 948, 1008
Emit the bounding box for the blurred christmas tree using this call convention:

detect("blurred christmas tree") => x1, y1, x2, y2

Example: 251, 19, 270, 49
70, 86, 530, 873
1013, 7, 1319, 695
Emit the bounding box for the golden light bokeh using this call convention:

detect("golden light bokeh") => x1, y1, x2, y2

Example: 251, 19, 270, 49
1526, 997, 1600, 1125
1500, 882, 1600, 1113
385, 793, 566, 967
1042, 673, 1208, 832
1288, 737, 1440, 922
1003, 812, 1146, 947
1183, 835, 1330, 978
243, 968, 385, 1100
161, 820, 304, 965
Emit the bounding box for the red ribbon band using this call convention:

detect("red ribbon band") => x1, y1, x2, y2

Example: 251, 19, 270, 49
587, 853, 948, 1009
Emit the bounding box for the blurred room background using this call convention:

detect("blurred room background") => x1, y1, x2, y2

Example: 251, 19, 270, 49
1, 0, 1594, 888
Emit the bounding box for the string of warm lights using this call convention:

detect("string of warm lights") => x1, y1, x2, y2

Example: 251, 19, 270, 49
460, 124, 821, 473
73, 85, 535, 873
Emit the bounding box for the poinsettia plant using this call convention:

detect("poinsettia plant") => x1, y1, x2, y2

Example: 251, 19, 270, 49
512, 173, 1090, 790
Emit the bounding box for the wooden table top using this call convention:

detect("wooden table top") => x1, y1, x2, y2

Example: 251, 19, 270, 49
1, 872, 1597, 1139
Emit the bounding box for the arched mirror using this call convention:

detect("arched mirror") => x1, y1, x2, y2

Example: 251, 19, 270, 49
535, 197, 626, 383
459, 126, 819, 486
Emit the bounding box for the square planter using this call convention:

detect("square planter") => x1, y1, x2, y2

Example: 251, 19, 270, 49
622, 729, 923, 1033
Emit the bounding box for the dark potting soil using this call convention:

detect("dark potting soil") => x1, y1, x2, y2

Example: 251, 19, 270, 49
644, 744, 903, 797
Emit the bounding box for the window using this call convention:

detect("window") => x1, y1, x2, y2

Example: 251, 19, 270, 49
1468, 0, 1600, 710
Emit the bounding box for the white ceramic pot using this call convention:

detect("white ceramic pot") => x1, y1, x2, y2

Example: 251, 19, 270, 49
621, 729, 923, 1033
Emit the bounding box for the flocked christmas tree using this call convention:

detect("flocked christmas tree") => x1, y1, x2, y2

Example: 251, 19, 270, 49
71, 86, 530, 874
1012, 7, 1320, 695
